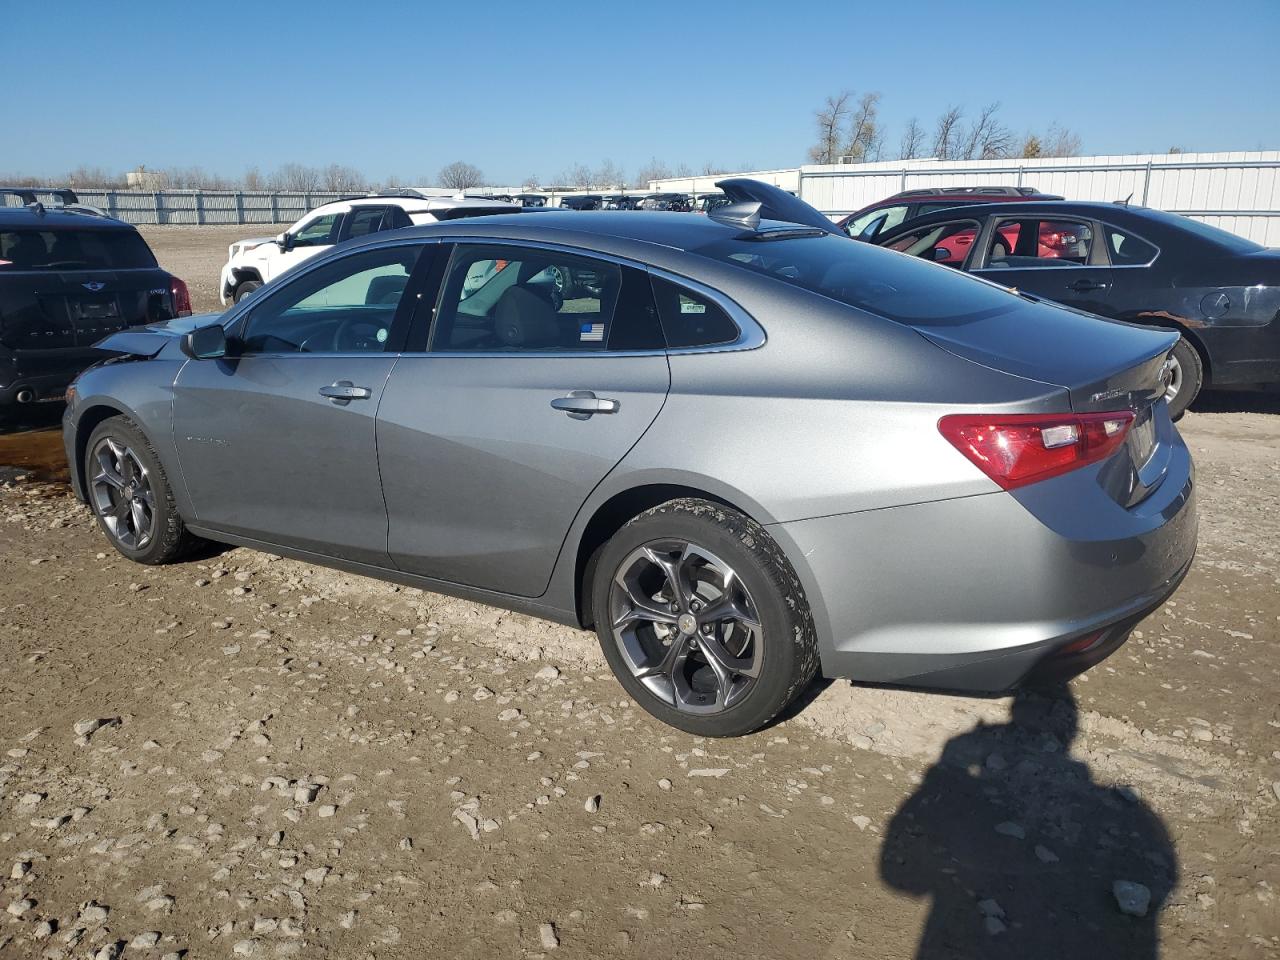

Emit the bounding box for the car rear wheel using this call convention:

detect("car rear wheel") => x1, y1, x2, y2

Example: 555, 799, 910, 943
591, 498, 819, 737
233, 279, 263, 303
86, 416, 197, 565
1165, 337, 1203, 421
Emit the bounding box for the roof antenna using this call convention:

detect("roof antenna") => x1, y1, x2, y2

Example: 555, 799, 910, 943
1116, 192, 1133, 206
708, 200, 762, 231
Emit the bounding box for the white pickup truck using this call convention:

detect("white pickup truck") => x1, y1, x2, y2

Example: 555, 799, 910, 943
219, 193, 520, 304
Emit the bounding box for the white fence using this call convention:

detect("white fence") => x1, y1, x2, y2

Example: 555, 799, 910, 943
652, 151, 1280, 245
0, 189, 354, 225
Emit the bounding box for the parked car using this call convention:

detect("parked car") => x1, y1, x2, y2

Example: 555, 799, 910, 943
64, 180, 1195, 737
603, 195, 644, 210
875, 200, 1280, 418
696, 193, 730, 215
219, 194, 520, 304
837, 186, 1062, 242
559, 195, 603, 210
641, 193, 693, 212
0, 188, 191, 409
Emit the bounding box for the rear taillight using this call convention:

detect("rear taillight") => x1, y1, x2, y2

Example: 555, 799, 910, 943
170, 276, 192, 318
938, 411, 1135, 490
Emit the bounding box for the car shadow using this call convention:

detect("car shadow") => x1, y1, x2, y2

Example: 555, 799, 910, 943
0, 404, 69, 483
1189, 389, 1280, 415
879, 685, 1177, 958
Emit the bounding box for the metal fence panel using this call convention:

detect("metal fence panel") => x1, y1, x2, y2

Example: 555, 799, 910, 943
0, 189, 353, 225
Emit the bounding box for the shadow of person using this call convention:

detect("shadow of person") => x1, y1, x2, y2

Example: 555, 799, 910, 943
880, 685, 1178, 959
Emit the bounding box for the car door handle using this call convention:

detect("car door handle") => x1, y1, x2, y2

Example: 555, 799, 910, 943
550, 390, 620, 419
1069, 279, 1109, 292
319, 381, 372, 405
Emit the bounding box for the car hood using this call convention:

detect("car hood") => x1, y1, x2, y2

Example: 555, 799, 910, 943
93, 312, 223, 357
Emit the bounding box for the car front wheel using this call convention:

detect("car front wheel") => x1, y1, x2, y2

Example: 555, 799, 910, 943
591, 498, 819, 737
234, 279, 263, 303
85, 416, 197, 565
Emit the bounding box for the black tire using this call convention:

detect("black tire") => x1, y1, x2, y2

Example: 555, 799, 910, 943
1166, 336, 1203, 421
233, 279, 263, 303
84, 416, 198, 565
591, 498, 819, 737
547, 264, 575, 299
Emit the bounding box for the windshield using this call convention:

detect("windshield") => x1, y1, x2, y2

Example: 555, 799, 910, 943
691, 232, 1023, 326
0, 228, 158, 270
1138, 209, 1263, 254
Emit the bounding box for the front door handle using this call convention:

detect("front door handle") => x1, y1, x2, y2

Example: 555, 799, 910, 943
550, 390, 620, 419
1069, 279, 1109, 292
319, 380, 372, 405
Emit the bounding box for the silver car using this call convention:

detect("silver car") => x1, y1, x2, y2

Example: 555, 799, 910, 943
62, 182, 1197, 737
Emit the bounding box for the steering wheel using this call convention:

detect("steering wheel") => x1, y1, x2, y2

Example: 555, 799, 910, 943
329, 317, 384, 352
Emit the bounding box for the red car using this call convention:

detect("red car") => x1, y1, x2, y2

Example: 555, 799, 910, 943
836, 185, 1062, 242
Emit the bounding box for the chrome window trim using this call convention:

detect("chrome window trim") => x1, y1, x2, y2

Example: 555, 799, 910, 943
398, 236, 766, 359
973, 216, 1162, 272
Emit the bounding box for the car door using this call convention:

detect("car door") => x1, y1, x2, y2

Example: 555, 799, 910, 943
266, 210, 346, 281
171, 241, 430, 564
969, 215, 1114, 315
376, 242, 671, 598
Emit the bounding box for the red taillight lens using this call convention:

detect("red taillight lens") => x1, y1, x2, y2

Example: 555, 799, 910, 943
938, 411, 1135, 490
170, 276, 192, 318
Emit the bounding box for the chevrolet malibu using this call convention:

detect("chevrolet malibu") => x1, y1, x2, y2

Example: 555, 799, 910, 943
62, 182, 1197, 737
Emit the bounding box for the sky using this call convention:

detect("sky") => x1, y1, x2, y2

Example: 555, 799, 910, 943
5, 0, 1279, 185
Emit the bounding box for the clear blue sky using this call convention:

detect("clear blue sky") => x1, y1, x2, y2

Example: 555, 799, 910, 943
6, 0, 1278, 184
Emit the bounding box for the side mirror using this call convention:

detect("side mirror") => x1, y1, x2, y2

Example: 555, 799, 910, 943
276, 232, 293, 252
180, 323, 227, 360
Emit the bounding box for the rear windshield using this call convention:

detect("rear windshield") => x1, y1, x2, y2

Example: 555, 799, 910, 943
0, 228, 158, 270
691, 232, 1021, 326
1137, 209, 1263, 254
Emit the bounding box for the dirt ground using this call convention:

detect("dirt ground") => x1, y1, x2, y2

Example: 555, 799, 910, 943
0, 229, 1277, 959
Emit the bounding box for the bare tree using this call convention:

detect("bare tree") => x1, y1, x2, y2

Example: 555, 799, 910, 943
931, 105, 964, 161
594, 159, 625, 189
270, 163, 323, 191
322, 164, 366, 192
899, 117, 927, 160
842, 92, 881, 162
633, 157, 672, 187
522, 174, 541, 190
958, 102, 1012, 160
809, 91, 852, 164
1042, 123, 1083, 158
243, 166, 264, 191
65, 165, 124, 188
438, 161, 485, 190
556, 163, 594, 188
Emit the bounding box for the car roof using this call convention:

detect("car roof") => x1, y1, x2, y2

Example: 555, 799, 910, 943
395, 210, 758, 251
311, 196, 519, 215
0, 207, 134, 230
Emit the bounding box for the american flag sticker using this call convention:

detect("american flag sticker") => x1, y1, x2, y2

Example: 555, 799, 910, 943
580, 322, 605, 342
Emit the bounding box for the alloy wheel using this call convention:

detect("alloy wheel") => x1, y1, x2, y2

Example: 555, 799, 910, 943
89, 437, 156, 550
1164, 355, 1183, 403
608, 540, 763, 714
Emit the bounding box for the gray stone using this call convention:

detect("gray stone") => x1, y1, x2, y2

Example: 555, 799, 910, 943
1113, 880, 1152, 917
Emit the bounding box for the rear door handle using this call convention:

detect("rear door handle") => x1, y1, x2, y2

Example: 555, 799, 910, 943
551, 390, 620, 419
319, 380, 372, 405
1069, 279, 1109, 292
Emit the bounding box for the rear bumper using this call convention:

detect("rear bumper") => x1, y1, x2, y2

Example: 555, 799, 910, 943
0, 369, 75, 405
773, 426, 1197, 694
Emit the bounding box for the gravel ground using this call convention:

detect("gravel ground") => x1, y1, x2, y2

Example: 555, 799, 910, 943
0, 229, 1277, 959
136, 225, 280, 315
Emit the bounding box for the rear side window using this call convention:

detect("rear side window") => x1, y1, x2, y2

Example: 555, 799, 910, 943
346, 206, 389, 238
692, 232, 1021, 327
652, 277, 739, 347
1107, 228, 1158, 266
0, 228, 157, 270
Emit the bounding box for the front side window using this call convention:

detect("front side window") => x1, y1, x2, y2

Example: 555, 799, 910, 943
240, 245, 420, 354
1107, 228, 1158, 266
290, 213, 342, 248
432, 245, 625, 352
844, 204, 909, 240
882, 219, 983, 267
985, 218, 1094, 267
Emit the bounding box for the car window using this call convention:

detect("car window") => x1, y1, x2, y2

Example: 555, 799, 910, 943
431, 245, 624, 353
915, 202, 960, 216
0, 228, 157, 270
346, 207, 388, 239
882, 219, 983, 268
1107, 228, 1158, 266
844, 204, 909, 240
692, 232, 1023, 327
384, 206, 413, 230
291, 212, 342, 248
651, 277, 739, 347
240, 245, 420, 354
984, 218, 1094, 268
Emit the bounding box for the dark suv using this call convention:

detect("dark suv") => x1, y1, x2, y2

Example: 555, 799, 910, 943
837, 185, 1062, 241
0, 188, 191, 409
